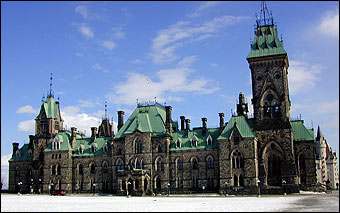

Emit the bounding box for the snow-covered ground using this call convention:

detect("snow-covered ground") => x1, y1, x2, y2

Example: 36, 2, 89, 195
1, 193, 309, 212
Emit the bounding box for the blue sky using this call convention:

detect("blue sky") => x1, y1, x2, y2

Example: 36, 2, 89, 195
1, 1, 339, 186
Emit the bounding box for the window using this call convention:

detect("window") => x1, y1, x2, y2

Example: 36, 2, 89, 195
156, 157, 164, 171
141, 159, 145, 169
206, 136, 213, 146
28, 149, 32, 158
176, 139, 181, 148
91, 144, 97, 153
192, 158, 198, 170
39, 165, 44, 176
232, 150, 243, 169
103, 162, 108, 173
51, 165, 56, 175
177, 158, 183, 170
117, 159, 124, 171
59, 154, 61, 159
103, 144, 108, 152
191, 137, 198, 147
79, 146, 84, 154
15, 150, 21, 158
79, 164, 83, 175
233, 131, 240, 143
52, 154, 54, 159
57, 164, 61, 175
207, 156, 214, 169
90, 163, 96, 174
158, 144, 162, 153
136, 159, 141, 169
135, 139, 142, 154
117, 148, 122, 155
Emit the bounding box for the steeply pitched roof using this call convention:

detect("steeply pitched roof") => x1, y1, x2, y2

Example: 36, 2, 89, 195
115, 104, 166, 139
290, 120, 314, 141
218, 116, 255, 140
44, 131, 81, 152
9, 144, 32, 161
247, 25, 287, 59
36, 97, 61, 119
170, 128, 220, 150
73, 136, 111, 156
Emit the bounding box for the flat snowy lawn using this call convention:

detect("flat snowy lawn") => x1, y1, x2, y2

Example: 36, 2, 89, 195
1, 194, 305, 212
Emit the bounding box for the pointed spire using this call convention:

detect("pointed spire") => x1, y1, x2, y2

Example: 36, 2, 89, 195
104, 101, 108, 120
47, 73, 54, 98
256, 1, 274, 27
316, 125, 323, 141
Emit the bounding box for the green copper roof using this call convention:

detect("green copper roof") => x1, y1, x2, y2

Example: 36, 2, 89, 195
218, 116, 255, 140
44, 131, 83, 152
290, 120, 314, 141
9, 144, 32, 161
170, 128, 220, 150
247, 25, 287, 59
115, 104, 167, 139
73, 137, 111, 156
36, 97, 60, 119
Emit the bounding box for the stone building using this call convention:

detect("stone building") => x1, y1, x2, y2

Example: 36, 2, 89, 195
315, 126, 339, 189
9, 3, 321, 195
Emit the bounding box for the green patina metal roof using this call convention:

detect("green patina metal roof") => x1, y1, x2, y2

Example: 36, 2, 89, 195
115, 104, 167, 139
9, 144, 32, 161
36, 97, 61, 119
73, 137, 111, 156
290, 120, 314, 141
170, 128, 220, 150
247, 25, 287, 59
44, 131, 84, 152
218, 116, 255, 140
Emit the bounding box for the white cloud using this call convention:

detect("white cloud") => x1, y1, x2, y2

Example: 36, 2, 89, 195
150, 15, 249, 64
106, 58, 219, 106
101, 40, 116, 50
211, 63, 218, 67
92, 63, 110, 73
187, 1, 222, 18
78, 99, 96, 108
75, 5, 89, 19
77, 23, 94, 38
130, 59, 144, 64
1, 153, 12, 189
17, 120, 35, 133
315, 100, 339, 114
318, 8, 339, 38
16, 105, 38, 114
288, 60, 324, 95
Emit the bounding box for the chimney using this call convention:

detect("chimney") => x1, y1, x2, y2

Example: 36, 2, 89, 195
12, 142, 19, 157
28, 135, 34, 149
180, 116, 185, 131
219, 113, 225, 130
91, 127, 97, 142
202, 118, 207, 136
165, 106, 173, 134
185, 119, 190, 137
237, 92, 248, 118
71, 127, 77, 149
117, 111, 125, 131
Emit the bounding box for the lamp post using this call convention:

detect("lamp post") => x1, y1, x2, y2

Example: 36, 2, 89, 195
38, 179, 42, 194
257, 180, 261, 197
30, 179, 34, 194
18, 182, 22, 194
168, 183, 170, 197
282, 179, 286, 195
225, 181, 228, 196
93, 183, 96, 195
127, 181, 131, 197
202, 185, 205, 196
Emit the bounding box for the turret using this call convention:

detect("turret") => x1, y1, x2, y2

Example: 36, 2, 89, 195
219, 113, 224, 130
237, 92, 249, 118
91, 127, 97, 142
180, 116, 185, 131
12, 142, 19, 157
117, 111, 124, 131
71, 127, 77, 149
202, 117, 207, 136
185, 119, 190, 137
165, 106, 173, 134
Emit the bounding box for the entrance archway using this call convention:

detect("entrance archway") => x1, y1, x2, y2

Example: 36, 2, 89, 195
262, 142, 284, 186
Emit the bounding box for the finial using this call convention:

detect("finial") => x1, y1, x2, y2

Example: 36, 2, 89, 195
41, 94, 45, 102
57, 95, 60, 101
104, 101, 108, 120
48, 73, 54, 98
311, 119, 314, 130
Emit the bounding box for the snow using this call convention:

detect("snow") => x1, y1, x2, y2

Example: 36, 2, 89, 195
1, 193, 307, 212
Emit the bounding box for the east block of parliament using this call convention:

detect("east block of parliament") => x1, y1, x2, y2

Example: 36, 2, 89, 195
8, 4, 339, 195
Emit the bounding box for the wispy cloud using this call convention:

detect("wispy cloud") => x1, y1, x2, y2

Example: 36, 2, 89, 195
76, 23, 94, 38
288, 60, 324, 95
16, 105, 38, 114
318, 8, 339, 38
101, 40, 116, 50
112, 25, 126, 39
92, 63, 110, 73
75, 5, 89, 19
187, 1, 222, 18
106, 56, 219, 105
17, 119, 35, 133
130, 59, 144, 64
150, 15, 249, 64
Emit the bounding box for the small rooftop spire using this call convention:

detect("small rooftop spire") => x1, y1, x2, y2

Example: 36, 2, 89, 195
104, 101, 108, 120
256, 1, 274, 27
47, 73, 54, 98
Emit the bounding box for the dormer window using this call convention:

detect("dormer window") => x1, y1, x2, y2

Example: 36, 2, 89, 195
28, 149, 32, 158
103, 144, 108, 152
79, 145, 84, 154
191, 137, 198, 147
91, 144, 97, 153
15, 150, 21, 158
206, 135, 213, 146
176, 139, 181, 149
232, 131, 240, 143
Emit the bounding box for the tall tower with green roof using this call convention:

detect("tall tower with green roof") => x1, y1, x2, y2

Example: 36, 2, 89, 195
247, 2, 291, 130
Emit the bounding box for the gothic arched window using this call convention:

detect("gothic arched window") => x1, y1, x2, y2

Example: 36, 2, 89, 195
177, 158, 183, 170
78, 164, 83, 175
90, 163, 96, 174
176, 139, 181, 148
156, 157, 164, 171
232, 150, 243, 169
135, 139, 142, 154
207, 156, 214, 169
192, 158, 198, 170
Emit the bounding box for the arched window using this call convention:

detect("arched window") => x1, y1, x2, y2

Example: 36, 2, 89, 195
103, 144, 108, 153
91, 144, 97, 153
158, 144, 162, 153
90, 163, 96, 174
51, 165, 56, 175
156, 157, 164, 171
79, 164, 83, 175
177, 158, 183, 170
117, 159, 124, 171
232, 150, 243, 169
207, 156, 214, 169
191, 137, 198, 147
232, 131, 240, 143
39, 165, 44, 176
57, 164, 61, 175
141, 159, 145, 169
79, 146, 84, 154
136, 159, 141, 169
28, 149, 32, 158
192, 157, 198, 170
117, 148, 122, 155
15, 150, 21, 158
135, 139, 142, 154
206, 136, 213, 146
103, 162, 108, 174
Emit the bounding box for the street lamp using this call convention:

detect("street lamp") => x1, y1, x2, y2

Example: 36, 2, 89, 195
30, 179, 34, 194
282, 179, 286, 195
257, 180, 261, 197
225, 181, 228, 197
18, 182, 22, 194
202, 185, 205, 196
167, 183, 170, 197
93, 183, 96, 195
38, 179, 42, 194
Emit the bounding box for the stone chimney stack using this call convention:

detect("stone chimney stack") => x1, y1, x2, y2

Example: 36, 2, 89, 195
237, 92, 249, 118
165, 106, 173, 134
28, 135, 34, 149
219, 113, 225, 130
91, 127, 97, 142
185, 119, 190, 137
180, 116, 185, 131
71, 127, 77, 149
118, 111, 125, 131
12, 142, 19, 157
202, 117, 207, 136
